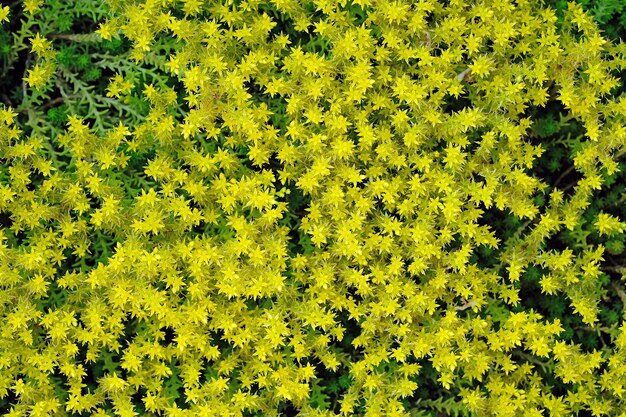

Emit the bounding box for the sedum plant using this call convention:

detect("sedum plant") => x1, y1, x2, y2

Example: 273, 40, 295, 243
2, 0, 626, 416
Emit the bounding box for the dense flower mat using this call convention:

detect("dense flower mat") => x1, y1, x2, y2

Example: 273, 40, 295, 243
2, 0, 626, 416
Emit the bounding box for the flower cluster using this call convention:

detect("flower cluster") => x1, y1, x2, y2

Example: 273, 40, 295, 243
2, 0, 626, 416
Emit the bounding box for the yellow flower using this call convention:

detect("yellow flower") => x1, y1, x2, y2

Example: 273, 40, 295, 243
23, 0, 43, 15
96, 20, 116, 40
106, 73, 134, 98
0, 6, 9, 23
24, 62, 54, 89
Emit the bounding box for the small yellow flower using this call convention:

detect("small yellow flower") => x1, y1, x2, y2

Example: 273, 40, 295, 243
96, 20, 116, 40
23, 0, 43, 15
0, 5, 9, 23
24, 62, 54, 89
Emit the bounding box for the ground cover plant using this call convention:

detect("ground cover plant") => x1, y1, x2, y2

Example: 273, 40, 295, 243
2, 0, 626, 416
